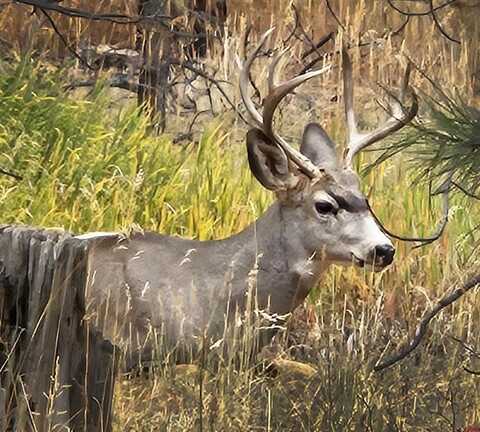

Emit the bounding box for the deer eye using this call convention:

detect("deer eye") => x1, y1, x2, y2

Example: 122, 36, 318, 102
315, 201, 336, 215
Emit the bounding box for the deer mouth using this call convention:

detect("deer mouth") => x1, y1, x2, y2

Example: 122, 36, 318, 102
351, 254, 365, 268
351, 253, 392, 272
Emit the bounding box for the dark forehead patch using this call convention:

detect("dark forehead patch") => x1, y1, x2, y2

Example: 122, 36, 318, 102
321, 169, 368, 213
326, 189, 368, 213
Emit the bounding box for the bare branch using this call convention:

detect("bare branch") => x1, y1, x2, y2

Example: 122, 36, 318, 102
392, 15, 410, 36
13, 0, 172, 24
428, 0, 460, 44
374, 273, 480, 372
291, 4, 326, 63
172, 110, 210, 144
40, 8, 95, 70
0, 168, 23, 181
386, 0, 458, 16
450, 335, 480, 359
301, 32, 334, 61
325, 0, 345, 30
452, 181, 480, 201
281, 3, 300, 45
449, 335, 480, 376
386, 0, 460, 43
367, 176, 451, 247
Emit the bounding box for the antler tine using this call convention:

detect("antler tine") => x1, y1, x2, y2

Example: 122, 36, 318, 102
262, 64, 331, 178
238, 28, 274, 129
342, 48, 359, 143
267, 48, 289, 93
240, 28, 331, 179
343, 49, 419, 168
263, 44, 331, 178
263, 65, 331, 139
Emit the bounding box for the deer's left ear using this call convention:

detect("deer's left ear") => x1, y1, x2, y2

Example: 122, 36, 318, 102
246, 128, 292, 191
301, 123, 338, 169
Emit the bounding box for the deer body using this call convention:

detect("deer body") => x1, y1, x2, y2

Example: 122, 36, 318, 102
80, 31, 417, 365
83, 202, 327, 357
82, 167, 394, 363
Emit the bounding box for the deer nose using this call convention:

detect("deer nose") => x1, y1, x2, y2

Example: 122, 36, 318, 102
374, 244, 395, 266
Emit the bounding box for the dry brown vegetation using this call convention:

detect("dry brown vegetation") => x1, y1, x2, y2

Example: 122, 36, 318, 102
1, 0, 479, 97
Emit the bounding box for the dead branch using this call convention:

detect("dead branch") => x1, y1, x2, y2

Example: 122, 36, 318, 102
374, 273, 480, 372
281, 3, 301, 45
298, 32, 334, 75
428, 0, 460, 44
386, 0, 460, 43
450, 335, 480, 376
450, 335, 480, 359
173, 60, 249, 124
367, 176, 451, 247
392, 15, 410, 36
13, 0, 172, 24
64, 75, 141, 93
290, 4, 333, 75
39, 8, 95, 70
452, 182, 480, 200
325, 0, 345, 30
172, 109, 210, 144
275, 5, 333, 76
11, 0, 203, 74
386, 0, 458, 16
301, 32, 334, 60
0, 168, 22, 181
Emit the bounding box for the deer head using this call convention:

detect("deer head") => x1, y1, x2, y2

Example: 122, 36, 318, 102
240, 30, 418, 270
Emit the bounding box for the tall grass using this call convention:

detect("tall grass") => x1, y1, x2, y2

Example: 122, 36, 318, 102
0, 55, 479, 431
0, 57, 271, 237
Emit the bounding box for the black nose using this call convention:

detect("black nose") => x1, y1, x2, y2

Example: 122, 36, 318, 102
374, 244, 395, 266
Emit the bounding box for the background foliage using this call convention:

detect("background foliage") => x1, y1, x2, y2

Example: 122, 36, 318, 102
0, 53, 479, 430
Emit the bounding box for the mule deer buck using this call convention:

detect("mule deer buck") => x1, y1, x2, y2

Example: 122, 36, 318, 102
80, 30, 417, 365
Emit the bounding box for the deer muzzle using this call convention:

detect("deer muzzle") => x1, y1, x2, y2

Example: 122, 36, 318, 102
370, 243, 395, 268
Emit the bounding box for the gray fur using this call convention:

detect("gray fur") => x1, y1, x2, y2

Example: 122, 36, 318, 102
301, 123, 337, 169
83, 151, 393, 366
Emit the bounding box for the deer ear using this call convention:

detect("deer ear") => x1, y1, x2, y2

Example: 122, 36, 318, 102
301, 123, 337, 169
246, 128, 291, 191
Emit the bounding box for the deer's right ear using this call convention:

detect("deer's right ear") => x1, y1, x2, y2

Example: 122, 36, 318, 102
301, 123, 337, 169
246, 128, 291, 191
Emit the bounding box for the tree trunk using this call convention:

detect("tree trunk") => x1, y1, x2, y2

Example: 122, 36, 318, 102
136, 0, 228, 130
137, 0, 176, 132
191, 0, 228, 57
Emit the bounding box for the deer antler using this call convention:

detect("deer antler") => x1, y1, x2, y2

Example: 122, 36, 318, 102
239, 29, 331, 179
342, 48, 418, 168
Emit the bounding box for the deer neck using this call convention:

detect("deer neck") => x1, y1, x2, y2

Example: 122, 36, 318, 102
223, 201, 328, 314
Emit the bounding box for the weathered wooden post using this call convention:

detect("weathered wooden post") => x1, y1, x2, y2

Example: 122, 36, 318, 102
0, 225, 116, 432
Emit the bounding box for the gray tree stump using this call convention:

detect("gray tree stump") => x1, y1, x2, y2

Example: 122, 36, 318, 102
0, 225, 116, 432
